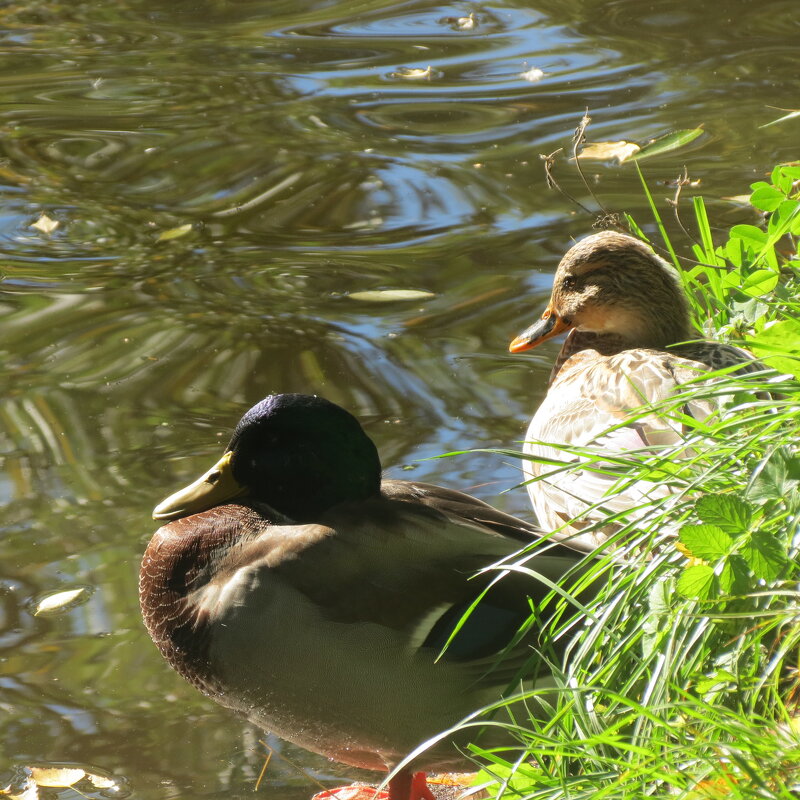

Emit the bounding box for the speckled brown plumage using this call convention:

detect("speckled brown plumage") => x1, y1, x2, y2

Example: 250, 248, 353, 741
510, 231, 764, 549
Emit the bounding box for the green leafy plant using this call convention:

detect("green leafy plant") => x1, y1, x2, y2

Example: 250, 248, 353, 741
455, 162, 800, 800
676, 492, 789, 601
635, 162, 800, 380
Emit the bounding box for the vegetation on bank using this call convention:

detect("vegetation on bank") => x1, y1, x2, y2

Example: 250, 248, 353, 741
459, 163, 800, 799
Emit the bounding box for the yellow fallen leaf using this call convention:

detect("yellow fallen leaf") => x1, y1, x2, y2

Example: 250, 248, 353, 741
33, 587, 88, 616
578, 141, 641, 164
29, 767, 85, 787
392, 66, 432, 80
456, 13, 475, 29
675, 542, 707, 568
157, 223, 193, 242
85, 771, 118, 790
30, 214, 59, 234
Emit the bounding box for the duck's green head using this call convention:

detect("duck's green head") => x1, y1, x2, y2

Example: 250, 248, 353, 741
153, 394, 382, 523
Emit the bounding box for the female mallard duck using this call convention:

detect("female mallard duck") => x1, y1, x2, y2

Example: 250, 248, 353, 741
140, 393, 592, 800
509, 231, 763, 550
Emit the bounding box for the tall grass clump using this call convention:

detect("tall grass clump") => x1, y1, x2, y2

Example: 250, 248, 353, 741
465, 164, 800, 799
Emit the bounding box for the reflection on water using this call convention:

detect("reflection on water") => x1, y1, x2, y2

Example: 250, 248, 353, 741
1, 0, 796, 796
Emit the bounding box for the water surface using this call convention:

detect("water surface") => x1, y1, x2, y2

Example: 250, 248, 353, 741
1, 0, 797, 797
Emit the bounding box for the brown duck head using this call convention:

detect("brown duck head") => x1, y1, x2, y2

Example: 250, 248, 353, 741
509, 231, 692, 355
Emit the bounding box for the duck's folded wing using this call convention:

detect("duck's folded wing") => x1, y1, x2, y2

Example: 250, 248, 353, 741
205, 499, 592, 674
525, 349, 717, 532
381, 478, 576, 549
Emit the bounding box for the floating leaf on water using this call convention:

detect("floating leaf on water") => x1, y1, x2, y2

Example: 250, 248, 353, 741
519, 66, 545, 82
18, 765, 121, 795
156, 223, 193, 242
722, 194, 752, 205
456, 13, 475, 30
760, 107, 800, 128
347, 289, 435, 303
28, 767, 85, 787
32, 587, 89, 616
578, 141, 641, 164
30, 214, 59, 234
85, 771, 118, 790
628, 128, 704, 162
392, 66, 433, 80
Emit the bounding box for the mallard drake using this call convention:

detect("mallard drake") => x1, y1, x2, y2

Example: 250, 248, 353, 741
509, 231, 763, 550
140, 393, 593, 800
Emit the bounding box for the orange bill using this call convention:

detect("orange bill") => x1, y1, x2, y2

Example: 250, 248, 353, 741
509, 308, 573, 352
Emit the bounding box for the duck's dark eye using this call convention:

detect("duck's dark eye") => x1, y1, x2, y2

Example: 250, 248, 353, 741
561, 276, 577, 291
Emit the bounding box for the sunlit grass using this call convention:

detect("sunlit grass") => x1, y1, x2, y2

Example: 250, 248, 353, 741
455, 164, 800, 799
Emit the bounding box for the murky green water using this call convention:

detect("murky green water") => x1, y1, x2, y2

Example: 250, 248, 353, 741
1, 0, 797, 796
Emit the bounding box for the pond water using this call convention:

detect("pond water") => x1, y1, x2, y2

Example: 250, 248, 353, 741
1, 0, 797, 797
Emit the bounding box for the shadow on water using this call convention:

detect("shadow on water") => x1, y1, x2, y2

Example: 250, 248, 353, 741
0, 0, 797, 796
